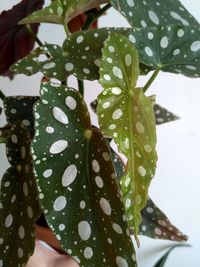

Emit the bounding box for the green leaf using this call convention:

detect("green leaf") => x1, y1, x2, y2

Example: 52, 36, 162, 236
10, 45, 69, 81
154, 104, 180, 125
4, 96, 39, 138
0, 126, 11, 144
97, 33, 157, 235
0, 123, 41, 267
125, 25, 200, 78
107, 140, 187, 243
153, 244, 191, 267
31, 82, 136, 267
140, 198, 187, 242
19, 0, 108, 26
111, 0, 199, 28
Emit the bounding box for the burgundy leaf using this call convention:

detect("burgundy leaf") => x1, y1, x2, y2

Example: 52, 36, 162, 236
0, 0, 44, 78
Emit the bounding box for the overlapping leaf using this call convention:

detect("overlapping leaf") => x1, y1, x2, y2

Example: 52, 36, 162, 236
97, 33, 157, 235
91, 99, 179, 126
19, 0, 108, 26
0, 123, 41, 267
111, 0, 199, 28
66, 26, 200, 78
3, 96, 39, 138
31, 82, 136, 267
11, 28, 152, 80
140, 198, 187, 241
109, 134, 186, 242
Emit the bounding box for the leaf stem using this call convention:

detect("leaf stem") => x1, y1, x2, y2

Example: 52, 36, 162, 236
0, 90, 6, 101
26, 24, 43, 47
78, 80, 84, 97
82, 3, 111, 30
143, 69, 160, 93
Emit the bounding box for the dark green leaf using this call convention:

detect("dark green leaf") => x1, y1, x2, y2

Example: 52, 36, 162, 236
111, 0, 198, 28
0, 126, 11, 144
125, 25, 200, 78
97, 33, 157, 235
19, 0, 108, 26
153, 244, 191, 267
154, 104, 180, 125
0, 123, 41, 267
140, 198, 187, 242
4, 96, 39, 138
31, 82, 136, 267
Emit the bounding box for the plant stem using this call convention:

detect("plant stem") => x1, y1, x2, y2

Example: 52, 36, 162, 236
143, 69, 160, 93
26, 24, 44, 47
0, 90, 5, 101
82, 3, 111, 30
78, 80, 84, 97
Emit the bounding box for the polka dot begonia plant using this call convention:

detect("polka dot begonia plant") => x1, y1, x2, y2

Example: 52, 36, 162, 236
0, 0, 198, 266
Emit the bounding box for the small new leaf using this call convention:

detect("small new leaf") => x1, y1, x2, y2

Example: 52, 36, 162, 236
0, 123, 41, 267
19, 0, 108, 26
31, 83, 136, 267
111, 0, 198, 28
97, 33, 157, 235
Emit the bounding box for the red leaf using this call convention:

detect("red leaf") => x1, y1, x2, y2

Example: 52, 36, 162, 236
0, 0, 44, 78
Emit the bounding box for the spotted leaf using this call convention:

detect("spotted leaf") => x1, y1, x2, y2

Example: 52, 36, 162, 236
109, 145, 187, 242
31, 82, 136, 267
0, 123, 41, 267
19, 0, 108, 26
111, 0, 198, 28
126, 25, 200, 78
97, 33, 157, 235
4, 96, 39, 138
154, 104, 180, 125
140, 197, 187, 242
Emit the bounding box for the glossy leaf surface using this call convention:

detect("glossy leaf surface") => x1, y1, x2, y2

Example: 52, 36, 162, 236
111, 0, 198, 28
140, 198, 187, 242
19, 0, 108, 26
4, 96, 39, 138
97, 33, 157, 235
31, 83, 136, 267
0, 124, 41, 267
154, 104, 180, 125
126, 25, 200, 78
153, 244, 191, 267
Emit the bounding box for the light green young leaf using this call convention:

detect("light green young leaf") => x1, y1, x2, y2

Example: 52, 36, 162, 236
111, 0, 199, 28
19, 0, 108, 26
108, 145, 187, 242
0, 123, 41, 267
154, 104, 180, 125
31, 82, 136, 267
97, 33, 157, 235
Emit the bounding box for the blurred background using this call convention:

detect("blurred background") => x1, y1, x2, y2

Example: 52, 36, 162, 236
0, 1, 200, 266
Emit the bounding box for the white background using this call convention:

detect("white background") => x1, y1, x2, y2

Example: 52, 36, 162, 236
0, 1, 200, 266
